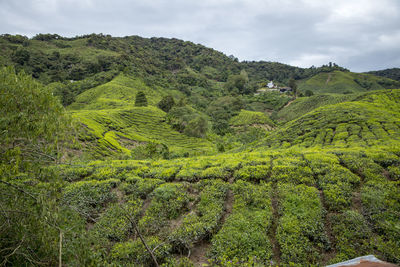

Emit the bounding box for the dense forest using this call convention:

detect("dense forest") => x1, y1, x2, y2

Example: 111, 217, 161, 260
1, 34, 399, 266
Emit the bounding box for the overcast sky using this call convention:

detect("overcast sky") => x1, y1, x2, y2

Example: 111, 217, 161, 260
1, 0, 400, 72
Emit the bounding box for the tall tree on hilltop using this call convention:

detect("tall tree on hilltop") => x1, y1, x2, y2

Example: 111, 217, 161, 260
289, 78, 298, 98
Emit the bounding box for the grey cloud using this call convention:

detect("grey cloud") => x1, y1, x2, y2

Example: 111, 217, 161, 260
0, 0, 399, 71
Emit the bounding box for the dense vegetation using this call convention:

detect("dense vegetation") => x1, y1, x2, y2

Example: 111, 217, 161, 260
1, 34, 400, 266
367, 67, 400, 82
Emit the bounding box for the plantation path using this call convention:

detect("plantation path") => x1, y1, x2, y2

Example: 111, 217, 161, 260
282, 99, 295, 109
338, 161, 364, 213
190, 178, 234, 266
111, 187, 124, 204
189, 240, 211, 267
326, 73, 332, 85
140, 197, 152, 217
269, 186, 281, 266
319, 190, 336, 265
221, 188, 234, 224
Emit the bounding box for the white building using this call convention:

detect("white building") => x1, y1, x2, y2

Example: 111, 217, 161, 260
267, 81, 274, 88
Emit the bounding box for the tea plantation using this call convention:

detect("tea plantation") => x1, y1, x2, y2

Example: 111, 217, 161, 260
1, 34, 400, 266
51, 145, 400, 266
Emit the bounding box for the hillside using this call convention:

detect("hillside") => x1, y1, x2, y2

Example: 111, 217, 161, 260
1, 34, 400, 267
367, 67, 400, 82
68, 74, 215, 158
276, 93, 361, 122
255, 89, 400, 149
298, 70, 400, 94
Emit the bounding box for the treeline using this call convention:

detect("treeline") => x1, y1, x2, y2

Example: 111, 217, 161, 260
367, 68, 400, 82
1, 33, 349, 104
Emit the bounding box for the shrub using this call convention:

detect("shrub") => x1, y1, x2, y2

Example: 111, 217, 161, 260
62, 179, 118, 220
111, 236, 171, 265
135, 91, 148, 107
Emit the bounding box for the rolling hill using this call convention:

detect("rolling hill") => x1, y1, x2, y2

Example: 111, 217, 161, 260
298, 70, 400, 94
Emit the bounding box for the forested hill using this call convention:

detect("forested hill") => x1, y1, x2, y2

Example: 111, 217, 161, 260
2, 33, 398, 105
367, 67, 400, 82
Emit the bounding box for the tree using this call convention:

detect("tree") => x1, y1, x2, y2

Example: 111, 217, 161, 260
184, 117, 208, 138
0, 67, 90, 265
224, 70, 249, 95
135, 91, 148, 107
305, 90, 314, 97
289, 78, 298, 98
157, 95, 175, 112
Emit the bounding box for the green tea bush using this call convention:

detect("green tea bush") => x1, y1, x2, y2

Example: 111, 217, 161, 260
111, 236, 171, 265
233, 165, 270, 182
199, 166, 231, 180
175, 167, 203, 182
148, 166, 181, 181
271, 164, 314, 185
210, 181, 273, 265
328, 210, 372, 263
58, 166, 94, 182
120, 176, 164, 199
169, 179, 228, 252
62, 179, 118, 220
277, 183, 328, 265
140, 183, 189, 234
90, 199, 142, 244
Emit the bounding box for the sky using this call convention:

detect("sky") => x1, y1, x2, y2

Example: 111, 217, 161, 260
1, 0, 400, 72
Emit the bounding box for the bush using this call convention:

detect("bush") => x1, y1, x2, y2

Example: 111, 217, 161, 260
158, 95, 175, 112
62, 179, 118, 220
135, 91, 148, 107
210, 181, 273, 265
111, 236, 171, 265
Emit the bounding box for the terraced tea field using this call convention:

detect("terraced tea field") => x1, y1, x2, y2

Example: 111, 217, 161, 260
72, 106, 215, 157
57, 146, 400, 266
256, 89, 400, 149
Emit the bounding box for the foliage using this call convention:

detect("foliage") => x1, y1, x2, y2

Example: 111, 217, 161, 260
0, 67, 67, 167
2, 34, 400, 266
210, 181, 273, 265
277, 183, 328, 265
111, 236, 171, 265
367, 67, 400, 82
62, 179, 118, 220
135, 91, 148, 107
158, 95, 175, 112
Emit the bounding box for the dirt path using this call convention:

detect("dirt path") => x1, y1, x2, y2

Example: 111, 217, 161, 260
269, 186, 281, 266
325, 73, 332, 85
221, 188, 234, 224
282, 99, 295, 109
319, 190, 336, 265
189, 240, 211, 267
190, 180, 234, 266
